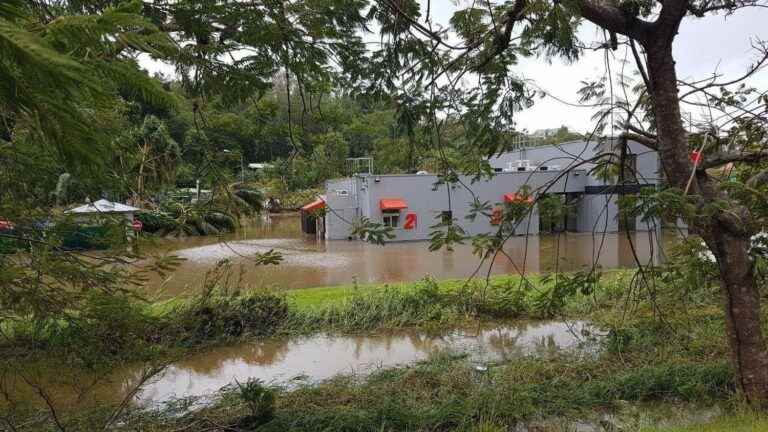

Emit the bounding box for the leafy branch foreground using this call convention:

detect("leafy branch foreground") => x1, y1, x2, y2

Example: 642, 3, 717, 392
2, 257, 765, 431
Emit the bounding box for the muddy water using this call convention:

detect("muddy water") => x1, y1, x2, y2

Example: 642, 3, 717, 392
8, 320, 598, 411
140, 213, 671, 296
137, 320, 598, 405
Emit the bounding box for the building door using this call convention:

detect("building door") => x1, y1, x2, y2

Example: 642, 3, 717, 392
564, 193, 580, 232
539, 194, 566, 233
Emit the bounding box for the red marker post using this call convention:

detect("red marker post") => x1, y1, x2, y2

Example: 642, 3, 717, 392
690, 150, 702, 164
131, 219, 143, 233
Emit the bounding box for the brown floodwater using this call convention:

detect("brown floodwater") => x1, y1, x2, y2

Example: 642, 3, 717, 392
7, 320, 599, 411
136, 320, 598, 406
138, 213, 671, 296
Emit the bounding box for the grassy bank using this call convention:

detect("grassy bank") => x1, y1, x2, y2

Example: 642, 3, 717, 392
642, 413, 768, 432
2, 271, 611, 380
136, 270, 631, 347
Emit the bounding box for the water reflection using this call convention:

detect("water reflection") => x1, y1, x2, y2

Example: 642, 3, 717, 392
6, 321, 600, 411
140, 213, 670, 295
137, 320, 598, 405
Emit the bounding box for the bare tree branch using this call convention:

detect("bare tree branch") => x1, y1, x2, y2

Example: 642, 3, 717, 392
700, 150, 768, 169
578, 1, 654, 43
622, 132, 659, 150
687, 0, 766, 17
627, 124, 657, 140
629, 38, 652, 92
679, 43, 768, 100
747, 167, 768, 187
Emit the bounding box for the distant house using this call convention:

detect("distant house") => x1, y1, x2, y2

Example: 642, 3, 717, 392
66, 199, 140, 222
247, 163, 273, 170
316, 139, 662, 241
63, 199, 142, 249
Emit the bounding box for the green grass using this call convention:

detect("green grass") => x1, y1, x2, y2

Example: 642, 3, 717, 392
641, 412, 768, 431
283, 269, 636, 311
284, 273, 552, 310
284, 281, 384, 309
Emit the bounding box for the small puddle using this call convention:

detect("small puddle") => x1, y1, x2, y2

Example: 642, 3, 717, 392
137, 320, 600, 406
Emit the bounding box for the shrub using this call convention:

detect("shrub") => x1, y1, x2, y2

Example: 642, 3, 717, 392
135, 210, 177, 233
174, 290, 290, 344
235, 378, 276, 428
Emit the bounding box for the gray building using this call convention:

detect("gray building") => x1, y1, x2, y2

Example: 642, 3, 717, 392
315, 139, 661, 241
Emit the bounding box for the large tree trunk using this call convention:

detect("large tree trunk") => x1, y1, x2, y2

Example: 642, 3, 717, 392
705, 229, 768, 406
645, 38, 768, 406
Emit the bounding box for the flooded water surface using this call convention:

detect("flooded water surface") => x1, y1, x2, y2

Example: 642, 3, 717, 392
5, 320, 600, 412
137, 320, 598, 405
141, 213, 670, 295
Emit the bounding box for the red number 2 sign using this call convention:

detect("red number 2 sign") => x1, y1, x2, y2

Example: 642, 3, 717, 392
404, 213, 417, 230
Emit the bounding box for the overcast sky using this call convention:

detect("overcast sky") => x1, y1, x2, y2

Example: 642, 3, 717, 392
418, 1, 768, 133
141, 3, 767, 133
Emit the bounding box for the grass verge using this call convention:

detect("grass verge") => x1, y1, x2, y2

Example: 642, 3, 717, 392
640, 412, 768, 432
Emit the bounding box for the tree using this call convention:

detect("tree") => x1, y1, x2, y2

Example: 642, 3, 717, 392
369, 0, 768, 405
123, 115, 181, 202
1, 0, 176, 170
541, 126, 583, 145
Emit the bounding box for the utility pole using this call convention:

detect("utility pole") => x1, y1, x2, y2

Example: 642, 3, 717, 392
222, 149, 245, 183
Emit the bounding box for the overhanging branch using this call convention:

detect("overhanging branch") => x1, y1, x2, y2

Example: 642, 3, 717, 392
747, 168, 768, 188
687, 0, 765, 17
578, 0, 654, 43
627, 124, 657, 140
700, 150, 768, 170
621, 132, 658, 150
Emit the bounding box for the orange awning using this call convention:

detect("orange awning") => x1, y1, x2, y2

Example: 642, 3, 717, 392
503, 193, 534, 204
301, 198, 325, 212
380, 198, 408, 210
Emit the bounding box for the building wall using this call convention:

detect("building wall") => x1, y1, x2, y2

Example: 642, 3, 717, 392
324, 140, 661, 241
324, 178, 359, 240
488, 140, 599, 172
326, 170, 587, 241
489, 139, 661, 233
488, 139, 660, 183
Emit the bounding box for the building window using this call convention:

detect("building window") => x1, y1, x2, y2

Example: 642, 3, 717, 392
383, 210, 400, 227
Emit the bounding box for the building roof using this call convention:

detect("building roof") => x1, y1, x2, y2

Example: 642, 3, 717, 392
248, 163, 272, 169
66, 199, 140, 214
